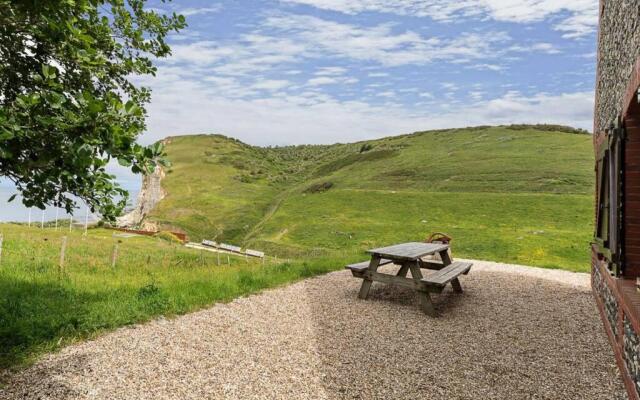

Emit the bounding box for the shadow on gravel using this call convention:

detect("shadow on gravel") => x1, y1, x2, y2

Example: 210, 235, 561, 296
0, 353, 90, 398
304, 266, 627, 400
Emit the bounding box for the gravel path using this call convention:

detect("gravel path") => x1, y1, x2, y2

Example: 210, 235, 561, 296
1, 260, 628, 399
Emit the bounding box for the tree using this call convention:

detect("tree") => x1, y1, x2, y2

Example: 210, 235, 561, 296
0, 0, 186, 220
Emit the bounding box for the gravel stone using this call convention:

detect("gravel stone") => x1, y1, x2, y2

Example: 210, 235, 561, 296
0, 260, 628, 399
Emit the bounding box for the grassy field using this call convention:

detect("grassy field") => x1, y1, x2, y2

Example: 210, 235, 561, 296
150, 125, 594, 271
0, 224, 350, 370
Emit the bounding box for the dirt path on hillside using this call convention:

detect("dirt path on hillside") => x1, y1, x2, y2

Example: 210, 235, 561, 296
0, 261, 627, 400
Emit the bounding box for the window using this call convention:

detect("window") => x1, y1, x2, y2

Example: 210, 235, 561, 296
595, 121, 625, 275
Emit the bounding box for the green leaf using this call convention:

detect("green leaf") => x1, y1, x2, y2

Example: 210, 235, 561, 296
87, 100, 104, 114
41, 64, 57, 79
124, 101, 140, 116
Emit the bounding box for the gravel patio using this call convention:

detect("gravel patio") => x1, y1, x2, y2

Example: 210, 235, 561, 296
0, 260, 627, 399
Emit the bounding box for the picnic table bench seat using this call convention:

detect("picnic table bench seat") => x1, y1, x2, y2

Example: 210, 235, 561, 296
346, 259, 393, 272
421, 261, 472, 292
346, 258, 448, 272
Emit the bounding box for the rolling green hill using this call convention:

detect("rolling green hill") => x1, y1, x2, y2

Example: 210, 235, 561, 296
148, 125, 594, 271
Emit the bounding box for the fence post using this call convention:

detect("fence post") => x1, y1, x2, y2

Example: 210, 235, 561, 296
111, 243, 119, 269
83, 206, 89, 236
227, 255, 230, 267
55, 209, 59, 231
0, 233, 3, 266
41, 210, 44, 229
28, 209, 32, 227
69, 217, 73, 232
59, 236, 67, 276
217, 251, 220, 266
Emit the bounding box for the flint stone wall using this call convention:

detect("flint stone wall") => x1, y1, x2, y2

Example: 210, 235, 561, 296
595, 1, 640, 133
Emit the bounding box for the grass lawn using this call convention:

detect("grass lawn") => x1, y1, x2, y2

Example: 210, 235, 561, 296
0, 224, 351, 371
255, 190, 594, 272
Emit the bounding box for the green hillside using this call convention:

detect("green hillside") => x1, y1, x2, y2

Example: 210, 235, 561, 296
148, 125, 594, 271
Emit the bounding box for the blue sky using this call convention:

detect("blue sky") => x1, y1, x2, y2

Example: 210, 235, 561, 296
135, 0, 599, 147
2, 0, 602, 219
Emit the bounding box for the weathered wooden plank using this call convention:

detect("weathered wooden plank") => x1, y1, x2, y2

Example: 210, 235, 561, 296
351, 270, 445, 293
345, 259, 392, 272
357, 256, 381, 299
422, 261, 472, 287
418, 292, 437, 317
396, 264, 410, 277
368, 242, 449, 261
245, 249, 265, 258
418, 260, 445, 270
439, 248, 452, 266
408, 260, 424, 280
436, 265, 469, 285
451, 278, 463, 293
357, 270, 425, 290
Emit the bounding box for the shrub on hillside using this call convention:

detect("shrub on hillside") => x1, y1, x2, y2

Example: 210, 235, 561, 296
304, 181, 334, 194
154, 231, 183, 244
505, 124, 589, 134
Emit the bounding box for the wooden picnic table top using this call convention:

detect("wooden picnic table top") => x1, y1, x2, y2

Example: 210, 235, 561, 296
367, 242, 449, 262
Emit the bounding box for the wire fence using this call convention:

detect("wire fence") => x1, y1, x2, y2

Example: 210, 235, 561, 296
0, 228, 368, 281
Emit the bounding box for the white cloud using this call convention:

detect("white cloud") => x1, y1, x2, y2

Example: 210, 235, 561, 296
469, 91, 485, 100
508, 42, 561, 54
307, 76, 358, 86
469, 63, 504, 72
441, 82, 459, 91
252, 79, 292, 91
180, 5, 223, 17
162, 13, 559, 84
166, 35, 305, 75
376, 91, 396, 98
140, 66, 594, 147
315, 67, 348, 76
307, 77, 339, 86
262, 14, 512, 67
281, 0, 598, 38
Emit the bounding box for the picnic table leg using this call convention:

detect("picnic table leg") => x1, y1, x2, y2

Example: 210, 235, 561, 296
358, 256, 381, 299
451, 277, 463, 293
418, 292, 437, 317
396, 263, 409, 277
439, 248, 452, 266
408, 261, 437, 316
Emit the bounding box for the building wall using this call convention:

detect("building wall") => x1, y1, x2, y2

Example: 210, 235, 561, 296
594, 2, 640, 399
593, 255, 640, 399
594, 1, 640, 135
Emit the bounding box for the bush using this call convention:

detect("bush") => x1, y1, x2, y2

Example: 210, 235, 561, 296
154, 231, 183, 244
304, 181, 334, 194
360, 143, 374, 153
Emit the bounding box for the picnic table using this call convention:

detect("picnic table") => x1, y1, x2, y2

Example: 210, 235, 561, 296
346, 242, 472, 317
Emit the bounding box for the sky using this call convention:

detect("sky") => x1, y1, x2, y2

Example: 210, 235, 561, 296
137, 0, 599, 147
1, 0, 602, 220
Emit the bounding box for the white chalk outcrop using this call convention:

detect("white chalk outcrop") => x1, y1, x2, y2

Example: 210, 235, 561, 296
116, 165, 165, 230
